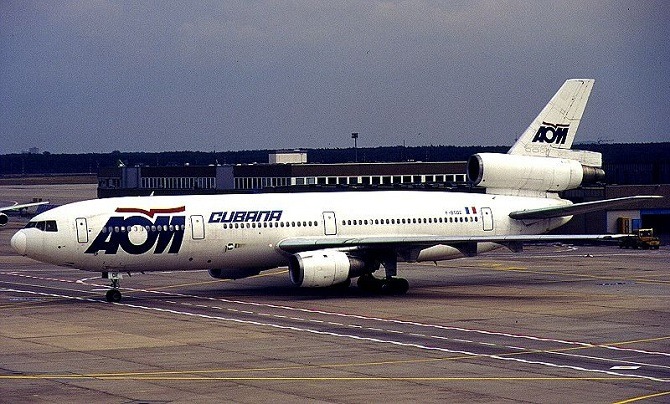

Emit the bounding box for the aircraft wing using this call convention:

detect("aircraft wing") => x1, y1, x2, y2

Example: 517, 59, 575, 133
0, 201, 49, 212
509, 196, 662, 220
277, 233, 622, 254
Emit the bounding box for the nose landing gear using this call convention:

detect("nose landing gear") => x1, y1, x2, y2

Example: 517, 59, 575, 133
103, 272, 123, 303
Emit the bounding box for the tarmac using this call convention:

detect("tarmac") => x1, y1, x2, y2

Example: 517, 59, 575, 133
0, 184, 668, 403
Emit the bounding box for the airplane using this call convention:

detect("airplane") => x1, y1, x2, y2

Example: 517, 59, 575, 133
0, 201, 49, 227
10, 79, 661, 302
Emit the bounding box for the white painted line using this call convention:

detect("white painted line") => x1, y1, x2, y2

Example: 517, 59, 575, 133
4, 287, 669, 383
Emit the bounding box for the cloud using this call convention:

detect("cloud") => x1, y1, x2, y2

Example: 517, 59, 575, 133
1, 1, 668, 153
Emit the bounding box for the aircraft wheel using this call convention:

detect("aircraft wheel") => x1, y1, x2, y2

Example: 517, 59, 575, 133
357, 274, 383, 293
106, 289, 122, 303
381, 278, 409, 295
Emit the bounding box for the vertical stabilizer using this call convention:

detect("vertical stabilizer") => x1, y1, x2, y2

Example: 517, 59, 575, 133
508, 79, 594, 157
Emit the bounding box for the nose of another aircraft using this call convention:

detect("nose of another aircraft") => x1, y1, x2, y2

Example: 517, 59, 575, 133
11, 231, 27, 256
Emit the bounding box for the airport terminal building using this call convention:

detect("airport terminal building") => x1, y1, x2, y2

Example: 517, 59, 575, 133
97, 152, 469, 197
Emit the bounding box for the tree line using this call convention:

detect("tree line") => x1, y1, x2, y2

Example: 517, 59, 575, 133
1, 143, 668, 176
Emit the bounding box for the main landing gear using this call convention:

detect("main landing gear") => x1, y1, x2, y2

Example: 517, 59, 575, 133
357, 274, 409, 295
103, 272, 123, 303
356, 254, 409, 295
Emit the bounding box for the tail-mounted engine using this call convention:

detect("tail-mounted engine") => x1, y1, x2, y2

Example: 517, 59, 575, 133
467, 153, 604, 192
288, 250, 374, 287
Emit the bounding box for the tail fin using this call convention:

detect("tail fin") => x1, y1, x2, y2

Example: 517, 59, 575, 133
508, 79, 595, 160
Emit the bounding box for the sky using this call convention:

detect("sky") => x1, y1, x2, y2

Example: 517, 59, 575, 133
1, 1, 668, 154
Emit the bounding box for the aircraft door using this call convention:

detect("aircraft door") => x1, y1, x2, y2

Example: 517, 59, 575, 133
481, 207, 494, 231
75, 218, 88, 243
191, 215, 205, 240
323, 211, 337, 236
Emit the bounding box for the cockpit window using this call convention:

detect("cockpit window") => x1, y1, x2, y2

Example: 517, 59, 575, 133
24, 220, 58, 232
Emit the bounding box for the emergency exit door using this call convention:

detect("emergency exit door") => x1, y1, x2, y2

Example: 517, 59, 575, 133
75, 217, 88, 243
191, 215, 205, 240
481, 207, 494, 231
323, 211, 337, 235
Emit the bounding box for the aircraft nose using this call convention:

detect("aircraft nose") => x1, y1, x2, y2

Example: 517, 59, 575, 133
11, 231, 27, 256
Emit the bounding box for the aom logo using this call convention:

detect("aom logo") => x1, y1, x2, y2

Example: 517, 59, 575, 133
85, 207, 185, 255
532, 122, 569, 145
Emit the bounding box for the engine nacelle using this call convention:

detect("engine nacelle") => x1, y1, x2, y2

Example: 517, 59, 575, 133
289, 250, 370, 288
208, 268, 261, 280
0, 213, 7, 226
467, 153, 604, 192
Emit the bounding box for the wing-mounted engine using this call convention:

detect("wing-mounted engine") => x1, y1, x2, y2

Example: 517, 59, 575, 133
467, 153, 604, 194
0, 213, 8, 226
288, 250, 374, 287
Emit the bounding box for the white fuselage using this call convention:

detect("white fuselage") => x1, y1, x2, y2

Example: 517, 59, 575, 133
11, 190, 570, 276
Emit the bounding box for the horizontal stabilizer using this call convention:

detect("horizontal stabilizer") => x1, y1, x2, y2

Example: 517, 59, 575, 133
509, 196, 662, 220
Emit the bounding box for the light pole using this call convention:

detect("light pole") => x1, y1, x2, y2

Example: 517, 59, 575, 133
351, 132, 359, 162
